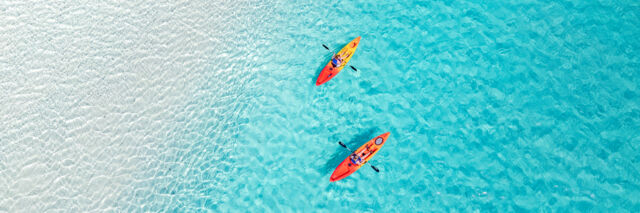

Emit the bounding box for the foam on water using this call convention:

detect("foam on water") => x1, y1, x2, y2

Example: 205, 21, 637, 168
1, 0, 639, 212
0, 0, 266, 211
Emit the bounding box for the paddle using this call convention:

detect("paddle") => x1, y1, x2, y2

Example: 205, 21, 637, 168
322, 44, 331, 51
322, 44, 358, 72
339, 141, 380, 173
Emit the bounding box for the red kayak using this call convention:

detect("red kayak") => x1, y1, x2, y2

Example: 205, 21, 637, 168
316, 36, 361, 86
330, 132, 390, 182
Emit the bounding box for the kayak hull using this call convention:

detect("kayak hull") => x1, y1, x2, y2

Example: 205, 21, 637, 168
315, 36, 361, 86
330, 132, 390, 182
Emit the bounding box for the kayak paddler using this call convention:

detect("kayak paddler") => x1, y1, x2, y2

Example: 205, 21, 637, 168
331, 52, 350, 68
350, 153, 363, 165
331, 56, 343, 68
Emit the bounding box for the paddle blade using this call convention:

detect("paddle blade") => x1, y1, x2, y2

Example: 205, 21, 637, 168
323, 44, 330, 50
371, 165, 380, 173
339, 141, 347, 148
350, 66, 358, 72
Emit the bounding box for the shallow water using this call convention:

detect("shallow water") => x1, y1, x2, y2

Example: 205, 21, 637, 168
1, 0, 639, 212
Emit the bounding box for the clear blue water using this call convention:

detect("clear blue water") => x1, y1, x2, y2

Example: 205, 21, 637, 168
1, 0, 639, 212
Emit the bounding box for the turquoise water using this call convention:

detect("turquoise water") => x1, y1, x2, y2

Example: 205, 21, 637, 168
1, 0, 639, 212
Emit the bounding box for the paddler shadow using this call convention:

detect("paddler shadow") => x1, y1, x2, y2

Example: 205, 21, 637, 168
321, 128, 379, 174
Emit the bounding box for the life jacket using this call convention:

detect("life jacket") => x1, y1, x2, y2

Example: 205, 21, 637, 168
332, 58, 342, 67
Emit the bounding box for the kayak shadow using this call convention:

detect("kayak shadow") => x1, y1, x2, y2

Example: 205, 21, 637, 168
322, 128, 379, 174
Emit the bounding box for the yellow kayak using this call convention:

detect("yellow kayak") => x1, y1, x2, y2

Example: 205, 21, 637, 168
316, 36, 361, 86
